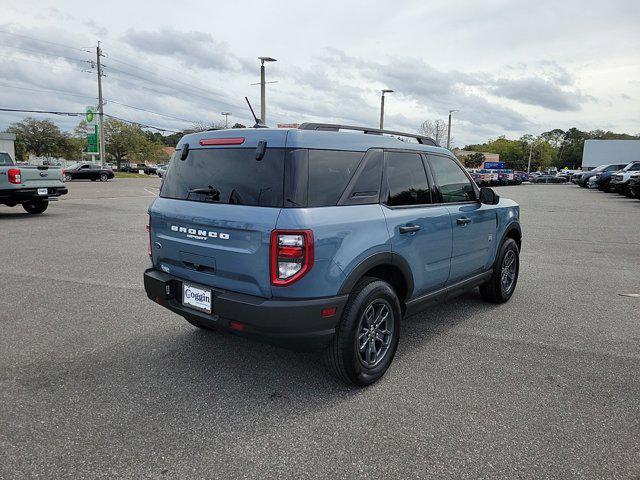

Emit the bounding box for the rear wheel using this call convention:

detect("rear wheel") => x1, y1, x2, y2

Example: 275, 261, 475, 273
64, 174, 72, 182
22, 200, 48, 215
479, 238, 519, 303
326, 277, 401, 386
100, 173, 108, 182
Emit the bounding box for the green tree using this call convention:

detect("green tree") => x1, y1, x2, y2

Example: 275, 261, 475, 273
7, 117, 77, 160
464, 152, 485, 168
103, 119, 170, 167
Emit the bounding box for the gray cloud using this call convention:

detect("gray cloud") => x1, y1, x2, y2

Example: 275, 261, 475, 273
122, 27, 248, 72
489, 77, 586, 111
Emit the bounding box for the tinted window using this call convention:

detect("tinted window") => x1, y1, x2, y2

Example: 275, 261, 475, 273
429, 155, 476, 203
385, 152, 431, 206
160, 148, 284, 207
627, 163, 640, 171
308, 150, 363, 207
342, 150, 383, 204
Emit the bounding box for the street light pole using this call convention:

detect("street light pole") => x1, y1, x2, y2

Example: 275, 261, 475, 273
527, 142, 533, 174
258, 57, 277, 124
221, 112, 232, 129
446, 109, 458, 150
379, 89, 394, 129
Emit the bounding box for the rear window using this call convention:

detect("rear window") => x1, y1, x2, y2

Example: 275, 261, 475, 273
308, 149, 363, 207
0, 152, 14, 166
160, 148, 285, 207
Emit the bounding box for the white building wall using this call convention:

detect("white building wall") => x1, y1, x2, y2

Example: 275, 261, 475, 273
582, 140, 640, 169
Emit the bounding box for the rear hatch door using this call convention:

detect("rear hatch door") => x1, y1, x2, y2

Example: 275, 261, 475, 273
150, 131, 287, 298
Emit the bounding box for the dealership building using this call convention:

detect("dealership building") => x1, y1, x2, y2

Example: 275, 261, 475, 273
581, 140, 640, 170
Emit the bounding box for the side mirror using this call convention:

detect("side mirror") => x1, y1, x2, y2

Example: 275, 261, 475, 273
479, 187, 500, 205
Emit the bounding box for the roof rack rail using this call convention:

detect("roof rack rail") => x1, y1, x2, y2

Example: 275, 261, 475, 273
298, 123, 439, 146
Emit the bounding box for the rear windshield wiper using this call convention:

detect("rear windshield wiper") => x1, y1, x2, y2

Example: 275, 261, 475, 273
187, 186, 220, 201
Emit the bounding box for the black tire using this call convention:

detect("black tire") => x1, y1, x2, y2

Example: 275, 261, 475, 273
22, 200, 48, 215
326, 277, 401, 386
64, 174, 72, 182
479, 238, 519, 304
624, 186, 634, 198
99, 173, 108, 182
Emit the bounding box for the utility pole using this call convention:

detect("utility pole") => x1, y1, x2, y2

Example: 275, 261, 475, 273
96, 42, 105, 166
221, 112, 232, 128
527, 141, 533, 174
446, 109, 458, 150
379, 89, 393, 129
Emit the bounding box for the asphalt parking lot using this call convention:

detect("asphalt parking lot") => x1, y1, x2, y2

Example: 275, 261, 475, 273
1, 179, 639, 479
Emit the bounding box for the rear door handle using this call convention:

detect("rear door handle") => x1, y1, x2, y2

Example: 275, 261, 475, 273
457, 217, 471, 226
399, 224, 421, 234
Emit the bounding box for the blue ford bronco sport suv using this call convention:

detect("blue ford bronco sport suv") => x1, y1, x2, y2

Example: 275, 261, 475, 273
144, 123, 521, 385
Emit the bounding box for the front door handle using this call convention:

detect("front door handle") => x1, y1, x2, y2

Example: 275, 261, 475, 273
457, 217, 471, 226
400, 224, 421, 234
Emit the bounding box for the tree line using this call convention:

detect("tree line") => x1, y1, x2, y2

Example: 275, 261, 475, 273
461, 128, 640, 171
6, 116, 638, 171
6, 117, 246, 168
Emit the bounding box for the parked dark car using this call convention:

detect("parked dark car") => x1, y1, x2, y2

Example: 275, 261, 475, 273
532, 173, 566, 183
628, 173, 640, 199
574, 164, 628, 188
63, 163, 114, 182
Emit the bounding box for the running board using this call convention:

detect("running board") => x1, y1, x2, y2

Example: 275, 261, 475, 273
404, 270, 493, 317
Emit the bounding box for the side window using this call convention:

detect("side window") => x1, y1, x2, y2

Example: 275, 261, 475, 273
629, 163, 640, 171
385, 152, 431, 206
429, 155, 476, 203
341, 150, 383, 205
308, 150, 363, 207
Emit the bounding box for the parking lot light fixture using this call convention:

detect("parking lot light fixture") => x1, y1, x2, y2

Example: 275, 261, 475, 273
258, 57, 277, 124
380, 89, 394, 129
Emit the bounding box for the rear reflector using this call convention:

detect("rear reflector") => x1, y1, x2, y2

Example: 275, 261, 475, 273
229, 321, 244, 331
322, 307, 336, 317
199, 137, 245, 146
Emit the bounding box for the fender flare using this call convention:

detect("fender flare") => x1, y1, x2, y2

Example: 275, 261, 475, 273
503, 222, 522, 251
338, 251, 414, 298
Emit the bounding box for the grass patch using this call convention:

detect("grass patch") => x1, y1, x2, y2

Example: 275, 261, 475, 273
114, 172, 150, 179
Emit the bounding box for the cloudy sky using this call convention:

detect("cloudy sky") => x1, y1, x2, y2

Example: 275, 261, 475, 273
1, 0, 638, 145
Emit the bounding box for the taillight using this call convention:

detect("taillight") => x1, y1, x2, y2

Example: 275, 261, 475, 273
8, 168, 21, 184
270, 230, 314, 286
146, 214, 152, 257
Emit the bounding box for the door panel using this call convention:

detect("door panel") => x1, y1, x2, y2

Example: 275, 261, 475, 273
383, 205, 452, 296
382, 151, 452, 297
446, 203, 496, 283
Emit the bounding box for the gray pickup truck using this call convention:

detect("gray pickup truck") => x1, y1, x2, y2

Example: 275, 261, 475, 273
0, 153, 68, 214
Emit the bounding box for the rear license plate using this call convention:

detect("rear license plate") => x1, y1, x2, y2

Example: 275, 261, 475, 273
182, 282, 212, 314
37, 188, 48, 195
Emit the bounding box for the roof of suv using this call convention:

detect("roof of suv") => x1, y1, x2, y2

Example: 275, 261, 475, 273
176, 126, 452, 156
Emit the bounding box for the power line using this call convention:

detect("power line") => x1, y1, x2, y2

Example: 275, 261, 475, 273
0, 44, 91, 64
102, 63, 245, 112
0, 82, 97, 100
0, 82, 196, 124
0, 29, 89, 53
106, 100, 199, 124
0, 107, 183, 133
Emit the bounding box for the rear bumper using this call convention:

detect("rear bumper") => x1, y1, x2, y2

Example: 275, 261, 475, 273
0, 186, 68, 203
144, 268, 348, 349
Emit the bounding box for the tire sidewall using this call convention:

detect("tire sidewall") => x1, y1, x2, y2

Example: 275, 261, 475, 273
100, 174, 108, 182
496, 238, 519, 301
338, 280, 402, 385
